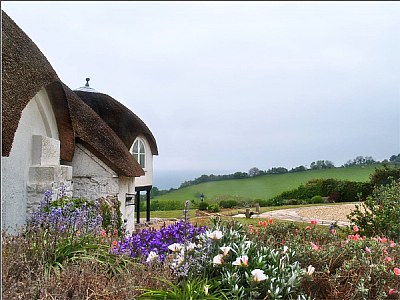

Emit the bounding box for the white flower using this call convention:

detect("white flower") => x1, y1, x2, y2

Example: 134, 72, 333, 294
283, 245, 289, 253
168, 243, 183, 252
204, 284, 210, 295
232, 255, 249, 267
251, 269, 267, 282
244, 241, 252, 248
306, 265, 315, 276
186, 242, 197, 252
207, 230, 223, 240
171, 253, 185, 268
146, 251, 159, 263
220, 246, 231, 256
213, 254, 224, 265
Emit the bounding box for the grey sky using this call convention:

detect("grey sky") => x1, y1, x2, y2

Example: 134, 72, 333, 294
3, 1, 400, 176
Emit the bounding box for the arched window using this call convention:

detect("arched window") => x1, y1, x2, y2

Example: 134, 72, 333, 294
132, 138, 146, 168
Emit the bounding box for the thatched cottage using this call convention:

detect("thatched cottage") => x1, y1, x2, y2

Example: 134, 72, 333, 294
1, 11, 158, 233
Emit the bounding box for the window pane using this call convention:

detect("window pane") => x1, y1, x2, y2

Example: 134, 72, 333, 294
133, 141, 138, 153
139, 141, 145, 153
140, 154, 145, 168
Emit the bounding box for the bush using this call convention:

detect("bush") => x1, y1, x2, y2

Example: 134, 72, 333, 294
198, 201, 209, 211
207, 204, 220, 213
219, 199, 239, 209
347, 179, 400, 240
370, 165, 400, 186
146, 199, 183, 211
270, 179, 373, 204
311, 195, 324, 204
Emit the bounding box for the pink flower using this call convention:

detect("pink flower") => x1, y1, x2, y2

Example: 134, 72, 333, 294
101, 229, 107, 237
389, 288, 397, 295
306, 226, 311, 231
310, 220, 318, 225
310, 242, 320, 251
268, 218, 273, 224
394, 267, 400, 276
390, 241, 396, 248
385, 256, 392, 263
353, 225, 359, 232
365, 247, 371, 253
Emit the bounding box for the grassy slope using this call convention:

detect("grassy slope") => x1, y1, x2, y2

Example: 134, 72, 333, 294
153, 165, 380, 203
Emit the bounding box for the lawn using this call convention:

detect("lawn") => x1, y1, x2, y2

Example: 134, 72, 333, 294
153, 165, 379, 203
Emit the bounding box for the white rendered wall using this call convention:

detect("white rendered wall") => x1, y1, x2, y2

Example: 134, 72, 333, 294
133, 135, 154, 187
65, 144, 136, 233
65, 144, 120, 200
1, 89, 69, 231
118, 176, 136, 234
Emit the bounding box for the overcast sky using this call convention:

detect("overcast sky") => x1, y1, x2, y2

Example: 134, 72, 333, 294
3, 1, 400, 178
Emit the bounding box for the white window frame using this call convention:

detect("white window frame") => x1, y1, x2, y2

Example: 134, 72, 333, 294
131, 138, 146, 169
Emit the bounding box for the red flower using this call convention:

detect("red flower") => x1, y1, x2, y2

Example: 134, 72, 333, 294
353, 225, 359, 232
306, 226, 311, 231
112, 240, 118, 246
394, 267, 400, 276
268, 218, 273, 224
310, 220, 318, 225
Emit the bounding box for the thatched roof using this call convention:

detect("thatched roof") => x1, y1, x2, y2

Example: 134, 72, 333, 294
1, 10, 146, 177
74, 90, 158, 155
2, 10, 74, 160
63, 85, 145, 177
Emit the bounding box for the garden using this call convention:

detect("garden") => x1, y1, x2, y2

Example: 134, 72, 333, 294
2, 179, 400, 299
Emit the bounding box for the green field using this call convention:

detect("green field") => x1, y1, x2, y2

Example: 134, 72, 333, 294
153, 164, 380, 203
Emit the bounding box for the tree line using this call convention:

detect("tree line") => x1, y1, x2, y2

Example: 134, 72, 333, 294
151, 153, 400, 197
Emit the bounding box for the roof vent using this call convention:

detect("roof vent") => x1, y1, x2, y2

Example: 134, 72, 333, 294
74, 77, 98, 93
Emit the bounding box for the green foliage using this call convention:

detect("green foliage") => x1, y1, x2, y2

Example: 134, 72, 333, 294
347, 179, 400, 240
154, 165, 378, 204
139, 277, 228, 299
310, 195, 324, 204
145, 199, 184, 211
370, 165, 400, 187
207, 204, 220, 213
271, 178, 373, 204
219, 199, 239, 209
167, 217, 309, 299
198, 201, 209, 211
249, 222, 400, 300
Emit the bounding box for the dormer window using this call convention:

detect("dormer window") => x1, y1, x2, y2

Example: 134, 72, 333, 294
131, 138, 145, 168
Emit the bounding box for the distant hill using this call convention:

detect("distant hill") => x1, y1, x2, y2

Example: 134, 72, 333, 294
152, 164, 381, 203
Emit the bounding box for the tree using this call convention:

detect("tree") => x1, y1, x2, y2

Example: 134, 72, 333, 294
248, 167, 260, 177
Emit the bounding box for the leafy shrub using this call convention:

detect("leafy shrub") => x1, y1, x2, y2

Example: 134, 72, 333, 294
283, 198, 299, 205
370, 165, 400, 186
270, 179, 373, 204
207, 204, 220, 213
248, 221, 400, 300
219, 199, 239, 209
146, 199, 183, 211
347, 179, 400, 240
198, 201, 209, 211
311, 195, 324, 204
